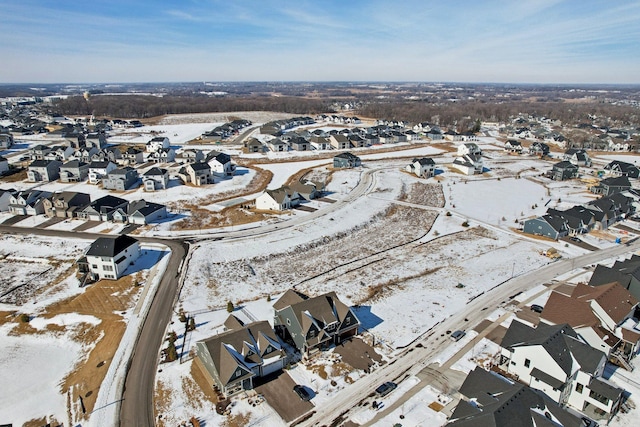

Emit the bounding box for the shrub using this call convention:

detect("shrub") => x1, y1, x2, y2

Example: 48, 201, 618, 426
226, 301, 235, 313
462, 221, 470, 227
19, 313, 30, 323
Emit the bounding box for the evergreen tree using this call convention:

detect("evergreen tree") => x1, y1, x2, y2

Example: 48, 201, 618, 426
226, 301, 234, 313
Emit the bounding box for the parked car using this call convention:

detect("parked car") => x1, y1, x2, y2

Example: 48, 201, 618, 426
450, 330, 466, 341
375, 381, 397, 397
570, 236, 582, 243
293, 384, 312, 401
531, 304, 544, 313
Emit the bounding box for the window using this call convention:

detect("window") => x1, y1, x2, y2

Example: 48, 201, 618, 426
92, 264, 98, 269
575, 383, 583, 393
103, 265, 114, 271
511, 361, 516, 366
524, 358, 530, 368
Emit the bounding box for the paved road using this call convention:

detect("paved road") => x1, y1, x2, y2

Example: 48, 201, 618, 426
297, 239, 640, 427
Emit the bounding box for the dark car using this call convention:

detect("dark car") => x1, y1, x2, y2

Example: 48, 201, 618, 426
375, 381, 397, 397
293, 384, 312, 401
531, 304, 544, 313
570, 237, 582, 243
450, 330, 466, 341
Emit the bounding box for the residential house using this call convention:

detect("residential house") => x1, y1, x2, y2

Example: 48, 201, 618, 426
78, 195, 129, 222
406, 158, 436, 178
0, 133, 14, 149
59, 160, 90, 183
255, 187, 299, 211
530, 141, 550, 156
548, 206, 596, 235
27, 159, 62, 182
590, 176, 632, 196
146, 136, 170, 152
85, 132, 107, 148
43, 191, 91, 218
180, 162, 213, 186
522, 212, 570, 240
267, 138, 288, 152
310, 135, 332, 150
29, 144, 52, 160
333, 152, 361, 168
149, 147, 176, 164
504, 139, 523, 153
113, 199, 167, 225
457, 142, 482, 157
121, 147, 144, 165
74, 146, 100, 163
102, 167, 139, 191
287, 136, 311, 151
541, 282, 640, 370
604, 160, 640, 179
142, 167, 169, 191
447, 367, 583, 427
499, 320, 624, 423
176, 148, 205, 164
362, 133, 379, 145
348, 134, 367, 148
81, 235, 140, 280
404, 130, 420, 141
88, 161, 117, 184
288, 181, 320, 201
426, 128, 443, 140
273, 289, 360, 357
564, 149, 592, 167
329, 134, 351, 150
8, 190, 52, 215
206, 151, 236, 176
451, 154, 483, 175
548, 161, 579, 181
44, 145, 74, 161
243, 138, 264, 153
0, 188, 16, 212
0, 156, 9, 176
195, 316, 285, 397
589, 255, 640, 306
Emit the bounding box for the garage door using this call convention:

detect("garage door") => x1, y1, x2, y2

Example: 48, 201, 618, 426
261, 359, 284, 376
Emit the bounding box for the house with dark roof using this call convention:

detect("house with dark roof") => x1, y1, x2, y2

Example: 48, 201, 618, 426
590, 175, 632, 196
0, 133, 14, 149
564, 149, 592, 167
504, 139, 523, 153
27, 159, 62, 182
452, 154, 483, 175
530, 141, 550, 156
81, 235, 140, 280
541, 282, 640, 370
113, 199, 167, 225
176, 148, 204, 164
498, 320, 623, 423
206, 151, 236, 176
142, 167, 169, 191
243, 137, 264, 153
589, 254, 640, 306
333, 152, 361, 168
78, 195, 129, 222
522, 212, 569, 240
88, 161, 117, 184
179, 162, 213, 186
547, 161, 579, 181
195, 316, 285, 397
0, 188, 16, 212
406, 157, 436, 178
0, 156, 9, 176
273, 289, 360, 357
59, 160, 90, 183
43, 191, 90, 218
447, 367, 583, 427
8, 190, 52, 215
604, 160, 640, 179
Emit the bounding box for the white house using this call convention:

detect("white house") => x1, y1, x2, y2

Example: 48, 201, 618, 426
457, 142, 482, 157
88, 161, 117, 184
82, 235, 140, 281
451, 154, 483, 175
146, 136, 170, 152
27, 159, 62, 182
499, 321, 624, 423
406, 158, 436, 178
255, 187, 299, 211
206, 151, 236, 176
143, 167, 169, 191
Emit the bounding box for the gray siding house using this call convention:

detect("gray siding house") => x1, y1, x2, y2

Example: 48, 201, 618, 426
102, 167, 139, 191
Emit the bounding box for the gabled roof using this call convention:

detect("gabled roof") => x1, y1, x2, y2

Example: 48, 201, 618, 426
143, 167, 168, 177
553, 160, 578, 170
501, 321, 577, 377
86, 235, 138, 258
189, 161, 211, 171
573, 282, 638, 325
273, 289, 308, 311
127, 199, 166, 216
600, 175, 631, 188
87, 195, 128, 212
448, 367, 582, 427
541, 291, 599, 328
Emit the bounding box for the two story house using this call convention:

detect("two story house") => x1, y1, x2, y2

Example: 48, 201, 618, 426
80, 235, 140, 281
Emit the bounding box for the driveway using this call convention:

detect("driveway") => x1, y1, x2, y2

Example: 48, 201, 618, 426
254, 371, 314, 423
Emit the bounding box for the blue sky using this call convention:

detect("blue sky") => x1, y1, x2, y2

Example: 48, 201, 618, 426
1, 0, 639, 84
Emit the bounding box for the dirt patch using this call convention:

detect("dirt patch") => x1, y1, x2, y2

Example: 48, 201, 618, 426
22, 416, 62, 427
222, 412, 251, 427
155, 380, 173, 427
429, 401, 445, 411
399, 182, 446, 207
190, 358, 222, 404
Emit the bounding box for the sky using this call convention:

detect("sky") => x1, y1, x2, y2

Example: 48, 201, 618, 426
1, 0, 640, 84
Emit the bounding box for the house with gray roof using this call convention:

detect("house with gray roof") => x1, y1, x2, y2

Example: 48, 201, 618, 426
179, 161, 213, 186
77, 195, 129, 222
452, 153, 483, 175
564, 148, 592, 167
27, 159, 62, 182
0, 156, 8, 176
522, 212, 569, 240
590, 175, 632, 196
0, 133, 13, 149
498, 320, 623, 423
102, 167, 139, 191
195, 316, 285, 397
59, 160, 90, 183
604, 160, 640, 179
113, 199, 167, 225
80, 235, 140, 281
43, 191, 90, 218
589, 254, 640, 303
0, 188, 16, 212
548, 161, 579, 181
8, 190, 52, 215
88, 160, 117, 184
447, 367, 583, 427
273, 289, 360, 357
333, 152, 361, 169
255, 187, 300, 211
